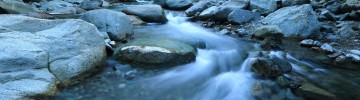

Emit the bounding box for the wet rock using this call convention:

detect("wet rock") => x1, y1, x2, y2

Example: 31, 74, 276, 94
299, 39, 323, 47
39, 1, 77, 14
81, 9, 133, 41
165, 0, 192, 10
253, 25, 283, 40
249, 0, 277, 15
270, 56, 292, 73
251, 58, 289, 77
350, 50, 360, 56
0, 15, 107, 98
318, 9, 337, 21
324, 0, 341, 13
275, 76, 291, 87
0, 0, 40, 14
114, 38, 196, 68
185, 0, 212, 16
294, 83, 336, 100
122, 5, 168, 23
340, 0, 360, 13
340, 10, 360, 21
327, 52, 343, 59
320, 43, 335, 53
219, 29, 231, 35
335, 55, 347, 64
127, 15, 146, 25
346, 54, 360, 63
227, 9, 261, 24
235, 28, 249, 36
262, 4, 321, 38
281, 0, 310, 7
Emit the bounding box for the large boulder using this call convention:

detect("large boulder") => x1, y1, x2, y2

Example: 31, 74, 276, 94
114, 38, 196, 68
122, 5, 167, 23
294, 83, 336, 100
0, 15, 107, 99
250, 57, 291, 77
228, 9, 261, 24
0, 0, 40, 14
81, 9, 133, 41
262, 4, 321, 38
249, 0, 277, 15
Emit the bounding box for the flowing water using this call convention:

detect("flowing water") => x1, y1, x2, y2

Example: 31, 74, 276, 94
49, 7, 360, 100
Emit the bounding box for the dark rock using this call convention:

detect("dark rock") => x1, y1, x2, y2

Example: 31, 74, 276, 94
250, 0, 277, 15
251, 58, 289, 77
227, 9, 261, 24
275, 76, 291, 87
262, 4, 321, 38
81, 9, 133, 41
324, 0, 341, 14
114, 38, 196, 68
340, 0, 360, 13
294, 83, 336, 100
318, 9, 337, 21
80, 1, 102, 10
165, 0, 192, 10
122, 5, 168, 23
211, 0, 249, 21
281, 0, 310, 7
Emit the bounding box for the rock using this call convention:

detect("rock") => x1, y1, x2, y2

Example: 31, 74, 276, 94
185, 0, 212, 16
294, 83, 336, 100
335, 21, 359, 38
127, 15, 146, 25
253, 25, 284, 40
122, 5, 167, 23
346, 54, 360, 63
281, 0, 310, 7
166, 0, 192, 10
325, 0, 341, 13
219, 29, 231, 35
114, 38, 196, 68
275, 76, 291, 87
251, 58, 287, 77
350, 50, 360, 56
79, 1, 102, 10
270, 56, 292, 73
249, 0, 277, 15
335, 55, 347, 64
227, 9, 261, 24
320, 43, 335, 53
39, 1, 77, 14
0, 15, 106, 98
318, 9, 337, 21
340, 10, 360, 21
153, 0, 167, 6
340, 0, 360, 13
299, 39, 323, 47
64, 0, 86, 4
0, 0, 40, 14
262, 4, 321, 38
81, 9, 133, 41
211, 0, 249, 21
327, 52, 343, 58
198, 6, 217, 19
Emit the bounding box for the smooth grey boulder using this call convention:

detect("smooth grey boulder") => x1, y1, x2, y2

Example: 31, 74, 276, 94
262, 4, 321, 38
253, 25, 283, 39
81, 9, 133, 41
122, 5, 167, 23
249, 0, 277, 15
228, 9, 261, 24
114, 38, 196, 68
0, 14, 107, 86
185, 0, 212, 16
211, 0, 249, 21
39, 1, 77, 14
0, 0, 40, 14
166, 0, 192, 10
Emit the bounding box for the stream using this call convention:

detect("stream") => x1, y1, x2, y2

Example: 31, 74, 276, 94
49, 5, 360, 100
